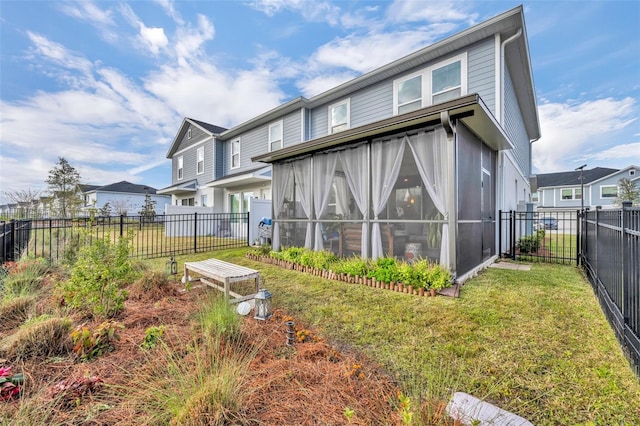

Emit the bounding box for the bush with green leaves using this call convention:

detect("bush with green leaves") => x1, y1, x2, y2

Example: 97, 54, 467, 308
141, 325, 166, 351
367, 257, 401, 283
1, 258, 49, 300
71, 320, 123, 361
59, 232, 136, 319
518, 234, 541, 254
334, 256, 369, 277
281, 247, 306, 264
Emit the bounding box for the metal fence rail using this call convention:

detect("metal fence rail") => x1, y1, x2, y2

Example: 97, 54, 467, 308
0, 213, 250, 264
581, 204, 639, 376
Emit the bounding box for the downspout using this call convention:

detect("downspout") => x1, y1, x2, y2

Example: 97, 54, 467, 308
441, 111, 457, 278
497, 28, 522, 215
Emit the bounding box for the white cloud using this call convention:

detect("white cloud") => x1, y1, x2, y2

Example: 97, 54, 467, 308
58, 1, 119, 43
251, 0, 342, 25
577, 143, 640, 163
139, 25, 169, 55
386, 0, 477, 24
26, 32, 93, 74
533, 97, 638, 173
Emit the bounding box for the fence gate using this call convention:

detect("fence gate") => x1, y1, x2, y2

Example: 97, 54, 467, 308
498, 209, 580, 265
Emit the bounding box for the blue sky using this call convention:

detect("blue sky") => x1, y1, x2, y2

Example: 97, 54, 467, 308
1, 0, 639, 204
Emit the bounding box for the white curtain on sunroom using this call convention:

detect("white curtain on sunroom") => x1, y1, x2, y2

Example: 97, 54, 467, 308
272, 163, 293, 250
371, 136, 406, 259
313, 152, 338, 251
406, 127, 449, 267
333, 176, 349, 218
293, 157, 313, 248
338, 144, 369, 258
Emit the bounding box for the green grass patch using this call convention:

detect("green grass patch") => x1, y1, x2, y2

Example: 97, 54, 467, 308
176, 248, 640, 424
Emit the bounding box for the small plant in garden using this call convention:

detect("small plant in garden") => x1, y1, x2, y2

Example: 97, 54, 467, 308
0, 366, 24, 401
58, 232, 136, 319
517, 229, 545, 254
49, 376, 102, 408
71, 320, 123, 361
0, 317, 72, 360
281, 247, 305, 264
140, 325, 165, 350
1, 257, 49, 299
396, 390, 414, 425
343, 406, 355, 423
367, 257, 401, 283
428, 264, 452, 292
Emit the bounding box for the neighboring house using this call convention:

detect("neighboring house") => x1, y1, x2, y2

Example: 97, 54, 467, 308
535, 165, 639, 210
79, 181, 171, 216
159, 118, 272, 213
161, 6, 539, 281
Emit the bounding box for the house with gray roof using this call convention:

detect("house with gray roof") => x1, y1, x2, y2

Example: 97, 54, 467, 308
161, 6, 540, 281
534, 165, 639, 210
80, 181, 171, 216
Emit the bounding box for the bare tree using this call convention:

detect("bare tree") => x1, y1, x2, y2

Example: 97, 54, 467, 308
2, 188, 41, 218
45, 157, 81, 217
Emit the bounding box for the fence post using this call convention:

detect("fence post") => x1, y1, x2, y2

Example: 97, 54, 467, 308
498, 210, 503, 257
622, 201, 632, 326
193, 212, 198, 253
246, 212, 250, 246
510, 210, 516, 260
576, 209, 581, 266
10, 220, 16, 261
595, 206, 601, 282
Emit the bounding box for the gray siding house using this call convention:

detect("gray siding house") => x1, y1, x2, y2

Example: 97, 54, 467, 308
80, 181, 171, 216
161, 6, 539, 281
535, 165, 639, 210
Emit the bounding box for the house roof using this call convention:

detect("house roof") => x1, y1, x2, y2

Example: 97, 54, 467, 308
78, 184, 100, 193
165, 117, 228, 158
204, 165, 272, 189
253, 94, 512, 163
83, 181, 160, 194
222, 5, 539, 142
157, 179, 198, 195
536, 167, 619, 188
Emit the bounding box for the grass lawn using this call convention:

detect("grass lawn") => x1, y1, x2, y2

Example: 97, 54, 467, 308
156, 248, 640, 425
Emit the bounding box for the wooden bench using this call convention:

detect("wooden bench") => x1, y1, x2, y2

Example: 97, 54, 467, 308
339, 224, 396, 257
183, 258, 260, 304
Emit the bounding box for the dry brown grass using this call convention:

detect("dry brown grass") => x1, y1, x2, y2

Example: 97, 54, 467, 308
0, 296, 36, 333
0, 317, 72, 361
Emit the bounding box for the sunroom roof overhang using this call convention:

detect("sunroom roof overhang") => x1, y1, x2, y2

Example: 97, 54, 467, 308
252, 94, 512, 164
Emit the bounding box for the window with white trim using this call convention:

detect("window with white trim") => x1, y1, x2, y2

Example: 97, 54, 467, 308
196, 147, 204, 174
329, 99, 350, 133
177, 156, 183, 180
268, 121, 282, 152
231, 139, 240, 169
561, 188, 582, 200
187, 128, 192, 139
630, 169, 636, 177
601, 185, 618, 198
393, 53, 467, 115
201, 195, 208, 207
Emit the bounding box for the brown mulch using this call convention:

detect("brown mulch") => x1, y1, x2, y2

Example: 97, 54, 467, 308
1, 279, 405, 425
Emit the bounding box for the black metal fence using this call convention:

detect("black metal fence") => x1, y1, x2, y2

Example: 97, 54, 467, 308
0, 220, 33, 262
499, 209, 579, 264
581, 204, 639, 376
0, 213, 250, 264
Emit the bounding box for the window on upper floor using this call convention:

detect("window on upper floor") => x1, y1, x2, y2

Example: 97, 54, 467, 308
630, 169, 636, 177
329, 99, 350, 134
177, 156, 183, 180
231, 139, 240, 169
269, 121, 283, 152
601, 185, 618, 198
197, 147, 204, 174
393, 53, 467, 115
561, 188, 582, 200
187, 128, 192, 139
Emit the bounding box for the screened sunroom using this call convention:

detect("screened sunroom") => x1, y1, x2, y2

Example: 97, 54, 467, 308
253, 95, 512, 279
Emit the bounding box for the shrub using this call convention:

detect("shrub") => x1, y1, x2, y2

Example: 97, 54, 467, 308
309, 250, 338, 270
334, 256, 368, 277
427, 264, 452, 291
281, 247, 305, 264
58, 233, 136, 319
141, 325, 166, 351
0, 296, 36, 331
518, 234, 541, 254
71, 320, 123, 362
198, 295, 242, 340
0, 317, 72, 360
367, 257, 401, 283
